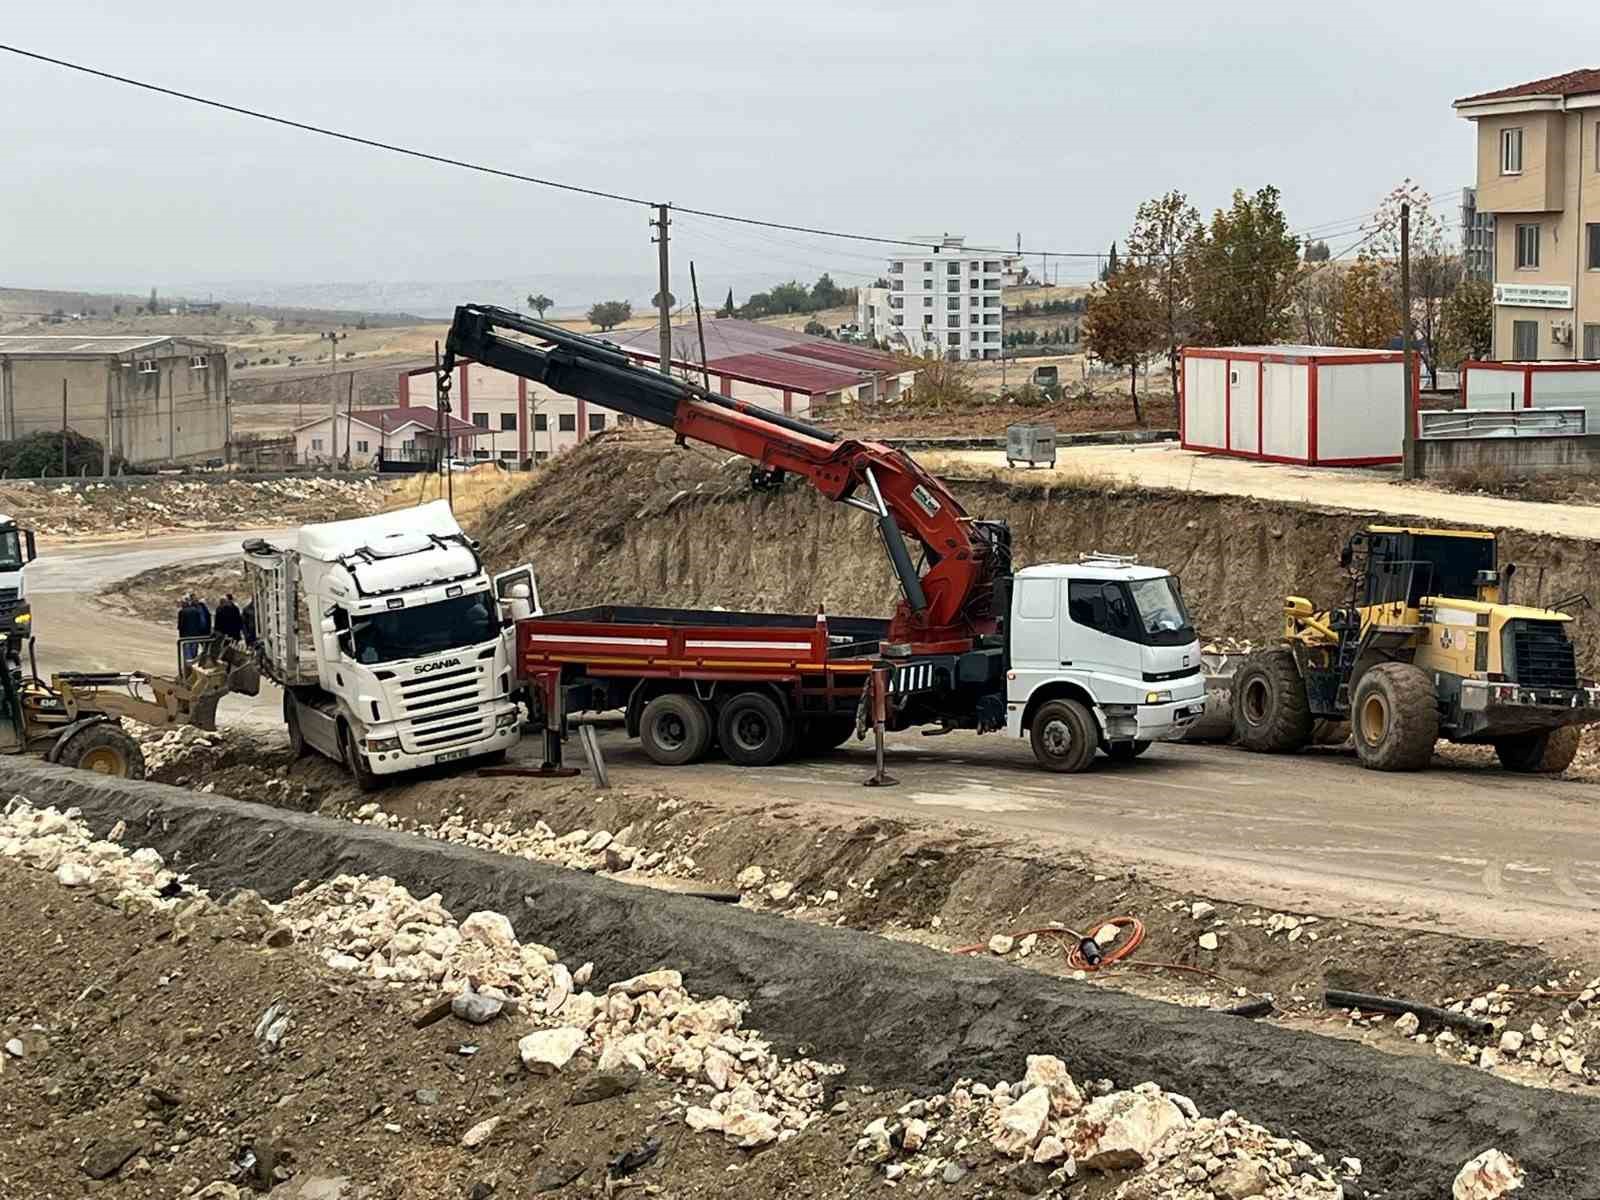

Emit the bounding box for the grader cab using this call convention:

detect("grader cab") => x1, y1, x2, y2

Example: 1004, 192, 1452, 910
1233, 525, 1600, 772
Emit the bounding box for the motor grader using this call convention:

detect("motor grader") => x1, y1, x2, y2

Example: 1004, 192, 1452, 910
1233, 525, 1600, 772
0, 630, 259, 779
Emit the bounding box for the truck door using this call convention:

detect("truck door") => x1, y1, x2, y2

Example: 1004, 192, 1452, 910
1063, 580, 1144, 700
493, 564, 541, 622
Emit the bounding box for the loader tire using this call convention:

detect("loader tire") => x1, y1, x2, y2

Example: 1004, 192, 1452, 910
1495, 725, 1582, 774
1030, 699, 1098, 773
639, 693, 712, 766
54, 722, 146, 780
1232, 649, 1313, 753
717, 691, 790, 767
1351, 663, 1439, 772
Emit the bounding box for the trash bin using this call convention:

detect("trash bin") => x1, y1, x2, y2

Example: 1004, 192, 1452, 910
1006, 423, 1057, 468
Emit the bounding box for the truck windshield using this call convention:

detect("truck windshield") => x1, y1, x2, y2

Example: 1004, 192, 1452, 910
348, 592, 498, 664
1127, 577, 1193, 641
0, 531, 22, 572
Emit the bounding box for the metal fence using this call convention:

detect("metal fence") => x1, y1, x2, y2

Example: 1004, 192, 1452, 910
1419, 407, 1587, 440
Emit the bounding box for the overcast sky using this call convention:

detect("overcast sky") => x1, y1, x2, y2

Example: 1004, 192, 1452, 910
3, 1, 1596, 307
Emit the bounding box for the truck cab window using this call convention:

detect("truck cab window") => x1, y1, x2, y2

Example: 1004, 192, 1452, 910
347, 592, 498, 664
1069, 577, 1192, 646
0, 531, 22, 571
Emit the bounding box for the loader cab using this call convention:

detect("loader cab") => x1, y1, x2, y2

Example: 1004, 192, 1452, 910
1347, 527, 1499, 609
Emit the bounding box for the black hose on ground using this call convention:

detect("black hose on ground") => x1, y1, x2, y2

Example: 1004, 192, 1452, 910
1324, 988, 1493, 1037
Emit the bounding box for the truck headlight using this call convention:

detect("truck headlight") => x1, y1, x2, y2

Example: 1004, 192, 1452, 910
14, 612, 30, 625
366, 736, 402, 753
496, 710, 519, 729
1145, 691, 1172, 704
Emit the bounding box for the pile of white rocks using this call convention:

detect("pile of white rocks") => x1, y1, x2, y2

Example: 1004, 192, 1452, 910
0, 798, 194, 907
127, 724, 222, 774
1388, 978, 1598, 1082
351, 805, 692, 877
856, 1055, 1349, 1198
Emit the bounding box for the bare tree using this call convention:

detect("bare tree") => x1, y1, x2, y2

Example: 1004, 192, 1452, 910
1367, 181, 1463, 388
1125, 190, 1203, 397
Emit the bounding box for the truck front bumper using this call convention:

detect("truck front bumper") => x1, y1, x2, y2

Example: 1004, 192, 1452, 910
1102, 698, 1209, 743
1457, 679, 1600, 739
364, 708, 522, 775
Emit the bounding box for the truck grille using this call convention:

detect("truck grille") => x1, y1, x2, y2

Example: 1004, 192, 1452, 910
394, 664, 489, 751
1510, 621, 1579, 690
0, 587, 18, 603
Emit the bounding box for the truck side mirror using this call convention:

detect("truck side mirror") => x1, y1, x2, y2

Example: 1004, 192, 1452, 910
23, 531, 35, 564
318, 616, 338, 636
1338, 544, 1353, 569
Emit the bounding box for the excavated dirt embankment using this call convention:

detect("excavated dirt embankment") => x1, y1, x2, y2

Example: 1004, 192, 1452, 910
10, 761, 1600, 1200
479, 438, 1600, 672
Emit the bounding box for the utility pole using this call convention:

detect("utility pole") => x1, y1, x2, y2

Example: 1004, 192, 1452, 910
343, 374, 355, 469
1400, 202, 1417, 481
689, 261, 711, 390
322, 330, 347, 462
652, 204, 671, 376
60, 380, 67, 478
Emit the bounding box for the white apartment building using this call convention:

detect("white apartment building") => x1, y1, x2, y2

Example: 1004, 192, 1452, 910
858, 236, 1017, 360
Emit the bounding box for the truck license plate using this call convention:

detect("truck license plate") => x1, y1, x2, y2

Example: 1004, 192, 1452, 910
434, 749, 470, 764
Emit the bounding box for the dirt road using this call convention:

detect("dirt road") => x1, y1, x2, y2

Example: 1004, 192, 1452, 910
928, 443, 1600, 539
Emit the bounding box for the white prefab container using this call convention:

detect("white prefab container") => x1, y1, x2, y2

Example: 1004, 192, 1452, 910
1180, 346, 1413, 466
1462, 360, 1600, 432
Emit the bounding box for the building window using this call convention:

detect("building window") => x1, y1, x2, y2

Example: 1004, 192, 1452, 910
472, 412, 489, 429
473, 448, 490, 460
402, 438, 416, 452
1501, 127, 1523, 175
499, 449, 517, 460
1515, 223, 1540, 269
311, 437, 324, 451
1512, 320, 1538, 360
923, 296, 932, 307
947, 262, 960, 276
922, 261, 932, 272
189, 355, 208, 369
534, 413, 547, 431
1588, 224, 1600, 271
500, 412, 516, 431
588, 413, 605, 432
535, 450, 550, 462
558, 413, 576, 432
355, 439, 369, 453
137, 359, 158, 374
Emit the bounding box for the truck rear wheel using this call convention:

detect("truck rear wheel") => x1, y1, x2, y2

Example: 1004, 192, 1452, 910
1495, 726, 1582, 774
639, 693, 712, 766
284, 692, 308, 758
54, 722, 146, 780
1030, 699, 1097, 773
1232, 649, 1313, 753
1351, 663, 1439, 772
716, 691, 790, 767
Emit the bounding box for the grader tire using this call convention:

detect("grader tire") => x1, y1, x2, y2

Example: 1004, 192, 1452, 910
54, 722, 146, 780
1351, 663, 1439, 772
1496, 725, 1582, 774
1231, 649, 1313, 753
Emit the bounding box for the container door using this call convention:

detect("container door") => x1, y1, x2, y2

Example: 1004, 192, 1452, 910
1227, 360, 1259, 453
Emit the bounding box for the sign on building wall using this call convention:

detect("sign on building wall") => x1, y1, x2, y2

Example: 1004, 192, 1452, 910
1493, 283, 1573, 309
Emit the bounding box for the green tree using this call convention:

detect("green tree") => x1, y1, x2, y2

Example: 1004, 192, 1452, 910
1083, 265, 1163, 425
742, 292, 773, 317
1335, 256, 1401, 349
1099, 241, 1120, 281
1188, 186, 1301, 345
146, 287, 159, 315
768, 281, 812, 313
717, 288, 735, 318
1441, 279, 1493, 365
587, 300, 632, 331
1303, 239, 1332, 262
1125, 190, 1203, 398
810, 273, 845, 309
651, 290, 676, 310
526, 293, 553, 318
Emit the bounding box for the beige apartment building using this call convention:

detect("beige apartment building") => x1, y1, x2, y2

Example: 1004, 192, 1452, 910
1455, 68, 1600, 361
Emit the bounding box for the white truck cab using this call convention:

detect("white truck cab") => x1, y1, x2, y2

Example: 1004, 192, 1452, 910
243, 501, 536, 788
1006, 554, 1205, 771
0, 514, 38, 644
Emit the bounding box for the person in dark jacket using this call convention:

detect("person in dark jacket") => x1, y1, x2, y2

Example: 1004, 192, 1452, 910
195, 596, 212, 636
177, 593, 205, 638
214, 594, 244, 641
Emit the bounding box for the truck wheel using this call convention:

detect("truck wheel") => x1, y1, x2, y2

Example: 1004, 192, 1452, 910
1029, 699, 1097, 773
284, 692, 307, 758
1351, 663, 1439, 772
54, 722, 146, 780
1495, 726, 1582, 774
1105, 739, 1150, 762
716, 691, 790, 767
1232, 648, 1313, 753
340, 724, 380, 792
640, 693, 712, 766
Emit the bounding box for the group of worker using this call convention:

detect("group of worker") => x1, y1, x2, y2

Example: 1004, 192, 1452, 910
177, 592, 254, 645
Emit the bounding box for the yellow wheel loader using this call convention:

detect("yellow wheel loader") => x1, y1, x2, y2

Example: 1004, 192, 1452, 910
1233, 526, 1599, 773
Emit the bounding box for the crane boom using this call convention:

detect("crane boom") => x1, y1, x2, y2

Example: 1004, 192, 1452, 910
442, 304, 1008, 652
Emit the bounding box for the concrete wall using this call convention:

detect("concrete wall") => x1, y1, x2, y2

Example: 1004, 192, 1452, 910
1419, 433, 1600, 474
0, 340, 227, 464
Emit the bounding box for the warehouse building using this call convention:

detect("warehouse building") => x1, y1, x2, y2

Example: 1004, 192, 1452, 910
397, 319, 915, 464
0, 335, 229, 466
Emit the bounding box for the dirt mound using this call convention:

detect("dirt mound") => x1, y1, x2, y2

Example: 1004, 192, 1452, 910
100, 557, 245, 624
473, 439, 1600, 673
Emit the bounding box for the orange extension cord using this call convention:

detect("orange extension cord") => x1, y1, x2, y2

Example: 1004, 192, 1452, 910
954, 915, 1258, 995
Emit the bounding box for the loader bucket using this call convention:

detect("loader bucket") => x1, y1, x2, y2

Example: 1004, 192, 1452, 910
1184, 649, 1246, 741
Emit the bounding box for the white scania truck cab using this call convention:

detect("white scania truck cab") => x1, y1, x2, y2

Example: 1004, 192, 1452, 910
242, 501, 536, 788
0, 514, 38, 645
1006, 554, 1206, 771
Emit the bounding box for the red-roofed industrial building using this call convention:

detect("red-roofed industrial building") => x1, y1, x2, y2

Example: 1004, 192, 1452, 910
1454, 67, 1600, 360
396, 318, 917, 464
